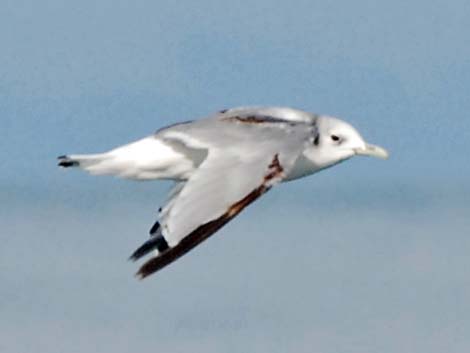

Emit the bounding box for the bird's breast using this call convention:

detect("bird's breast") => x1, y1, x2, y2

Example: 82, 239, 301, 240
284, 153, 321, 181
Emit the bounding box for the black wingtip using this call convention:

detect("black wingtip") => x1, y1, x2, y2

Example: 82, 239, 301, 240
58, 160, 79, 168
129, 234, 170, 262
135, 258, 160, 280
149, 221, 161, 235
57, 155, 79, 168
129, 243, 152, 261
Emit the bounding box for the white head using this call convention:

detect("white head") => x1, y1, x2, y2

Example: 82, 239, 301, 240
303, 115, 389, 170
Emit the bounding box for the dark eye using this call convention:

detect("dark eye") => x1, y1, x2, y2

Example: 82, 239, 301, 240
331, 135, 341, 142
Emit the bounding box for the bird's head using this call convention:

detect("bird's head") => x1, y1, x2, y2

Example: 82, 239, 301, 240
304, 115, 389, 169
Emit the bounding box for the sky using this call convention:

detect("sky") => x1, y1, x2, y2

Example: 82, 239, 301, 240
1, 1, 470, 352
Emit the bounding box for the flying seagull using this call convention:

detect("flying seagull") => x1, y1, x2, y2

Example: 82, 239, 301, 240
58, 106, 388, 279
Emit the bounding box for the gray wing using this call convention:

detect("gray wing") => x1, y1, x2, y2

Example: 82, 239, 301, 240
130, 112, 315, 278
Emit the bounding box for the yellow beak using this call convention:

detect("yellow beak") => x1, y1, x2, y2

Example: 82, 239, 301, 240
354, 143, 389, 159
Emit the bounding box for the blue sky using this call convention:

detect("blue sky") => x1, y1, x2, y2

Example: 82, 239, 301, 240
1, 1, 470, 352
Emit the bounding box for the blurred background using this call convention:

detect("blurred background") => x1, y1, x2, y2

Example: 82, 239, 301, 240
1, 1, 469, 352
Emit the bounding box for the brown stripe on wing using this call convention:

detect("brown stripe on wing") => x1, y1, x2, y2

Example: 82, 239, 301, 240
136, 184, 269, 279
136, 154, 285, 279
223, 115, 295, 125
265, 154, 283, 181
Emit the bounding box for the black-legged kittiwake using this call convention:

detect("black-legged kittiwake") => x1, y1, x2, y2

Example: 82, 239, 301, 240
58, 106, 389, 279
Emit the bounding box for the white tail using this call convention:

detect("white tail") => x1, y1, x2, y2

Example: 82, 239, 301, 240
58, 153, 112, 172
57, 137, 196, 180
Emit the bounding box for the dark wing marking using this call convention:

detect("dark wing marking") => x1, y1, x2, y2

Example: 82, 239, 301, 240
134, 153, 284, 279
136, 183, 270, 279
154, 120, 193, 134
129, 231, 169, 261
223, 114, 296, 125
57, 155, 79, 167
149, 220, 161, 235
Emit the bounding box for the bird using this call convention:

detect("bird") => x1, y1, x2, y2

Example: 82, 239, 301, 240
58, 106, 389, 279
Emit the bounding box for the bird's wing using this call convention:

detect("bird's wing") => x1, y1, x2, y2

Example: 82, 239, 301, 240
214, 106, 318, 124
131, 119, 312, 278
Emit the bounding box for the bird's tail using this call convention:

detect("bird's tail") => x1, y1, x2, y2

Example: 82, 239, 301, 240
57, 136, 196, 180
57, 154, 110, 172
58, 152, 144, 178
